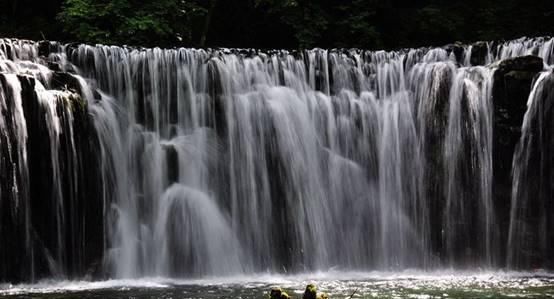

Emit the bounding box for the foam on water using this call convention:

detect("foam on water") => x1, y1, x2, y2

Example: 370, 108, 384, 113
2, 271, 554, 296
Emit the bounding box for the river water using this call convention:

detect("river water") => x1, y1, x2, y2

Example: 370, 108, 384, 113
1, 272, 554, 298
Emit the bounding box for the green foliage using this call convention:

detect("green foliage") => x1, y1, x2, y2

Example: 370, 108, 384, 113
2, 0, 553, 49
57, 0, 206, 46
0, 0, 64, 40
413, 6, 463, 45
255, 0, 328, 48
333, 0, 381, 49
256, 0, 382, 49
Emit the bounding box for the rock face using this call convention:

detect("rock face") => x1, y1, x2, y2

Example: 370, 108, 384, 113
50, 72, 82, 94
38, 40, 59, 57
491, 55, 545, 257
470, 41, 490, 66
508, 72, 554, 269
492, 55, 544, 194
493, 56, 544, 124
0, 69, 105, 282
444, 42, 465, 64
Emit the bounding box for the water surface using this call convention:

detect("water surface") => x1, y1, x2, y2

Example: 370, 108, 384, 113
1, 271, 553, 298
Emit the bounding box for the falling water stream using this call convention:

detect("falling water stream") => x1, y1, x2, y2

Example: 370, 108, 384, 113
1, 36, 554, 297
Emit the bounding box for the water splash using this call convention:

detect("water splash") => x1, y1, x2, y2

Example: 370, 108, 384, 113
0, 36, 554, 281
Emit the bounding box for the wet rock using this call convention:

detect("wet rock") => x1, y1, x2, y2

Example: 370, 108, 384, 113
494, 54, 544, 72
270, 288, 281, 299
92, 88, 102, 101
38, 40, 50, 57
470, 41, 489, 66
493, 55, 543, 128
47, 61, 62, 72
506, 72, 554, 269
491, 55, 545, 245
38, 40, 60, 57
50, 72, 82, 95
270, 288, 290, 299
269, 284, 328, 299
303, 284, 317, 299
163, 144, 179, 183
444, 42, 465, 64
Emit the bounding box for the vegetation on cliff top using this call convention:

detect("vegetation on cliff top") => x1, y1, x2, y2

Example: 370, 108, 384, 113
0, 0, 553, 49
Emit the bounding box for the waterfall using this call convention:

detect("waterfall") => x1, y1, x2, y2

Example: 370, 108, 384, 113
0, 39, 104, 282
0, 36, 554, 282
508, 71, 554, 269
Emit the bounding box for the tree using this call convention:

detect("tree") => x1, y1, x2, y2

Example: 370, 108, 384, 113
199, 0, 218, 47
331, 0, 382, 49
255, 0, 329, 49
2, 0, 551, 49
57, 0, 207, 46
0, 0, 64, 40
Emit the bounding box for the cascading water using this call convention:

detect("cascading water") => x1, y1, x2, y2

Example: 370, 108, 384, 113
0, 36, 554, 282
0, 39, 103, 282
508, 70, 554, 269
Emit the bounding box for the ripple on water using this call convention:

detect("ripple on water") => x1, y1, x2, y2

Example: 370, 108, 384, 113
1, 271, 554, 298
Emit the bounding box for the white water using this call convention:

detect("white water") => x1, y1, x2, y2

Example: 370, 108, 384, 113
2, 270, 554, 296
0, 37, 553, 281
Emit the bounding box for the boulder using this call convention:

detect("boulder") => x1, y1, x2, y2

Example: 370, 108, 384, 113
303, 284, 317, 299
270, 288, 290, 299
270, 284, 327, 299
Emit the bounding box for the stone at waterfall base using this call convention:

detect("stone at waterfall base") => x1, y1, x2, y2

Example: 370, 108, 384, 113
269, 284, 329, 299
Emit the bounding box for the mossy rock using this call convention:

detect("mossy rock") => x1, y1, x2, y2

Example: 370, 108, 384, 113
270, 284, 328, 299
303, 284, 317, 299
68, 93, 87, 114
270, 288, 290, 299
50, 72, 82, 95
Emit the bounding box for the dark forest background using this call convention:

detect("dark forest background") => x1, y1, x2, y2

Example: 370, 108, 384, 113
1, 0, 553, 49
